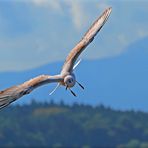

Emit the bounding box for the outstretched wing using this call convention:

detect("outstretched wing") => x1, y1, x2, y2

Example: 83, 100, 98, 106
61, 7, 112, 74
0, 75, 63, 110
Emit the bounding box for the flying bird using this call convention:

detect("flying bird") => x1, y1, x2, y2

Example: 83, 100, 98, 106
0, 7, 112, 109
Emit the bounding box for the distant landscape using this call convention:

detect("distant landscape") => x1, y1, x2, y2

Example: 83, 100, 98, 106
0, 100, 148, 147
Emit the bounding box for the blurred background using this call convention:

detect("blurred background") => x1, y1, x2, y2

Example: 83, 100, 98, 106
0, 0, 148, 147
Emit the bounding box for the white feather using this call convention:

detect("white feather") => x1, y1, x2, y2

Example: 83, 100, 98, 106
73, 59, 82, 70
49, 83, 60, 96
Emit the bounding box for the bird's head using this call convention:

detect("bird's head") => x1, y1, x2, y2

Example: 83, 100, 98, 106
59, 72, 84, 97
50, 59, 84, 97
64, 74, 76, 88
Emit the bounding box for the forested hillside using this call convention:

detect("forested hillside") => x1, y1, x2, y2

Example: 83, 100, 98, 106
0, 100, 148, 147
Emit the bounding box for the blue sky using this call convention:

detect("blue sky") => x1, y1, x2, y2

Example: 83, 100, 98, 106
0, 0, 148, 71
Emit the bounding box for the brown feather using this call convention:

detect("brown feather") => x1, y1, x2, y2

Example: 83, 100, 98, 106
0, 75, 63, 110
61, 7, 112, 74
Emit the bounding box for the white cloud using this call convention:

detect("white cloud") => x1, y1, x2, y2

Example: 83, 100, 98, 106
137, 29, 148, 38
32, 0, 47, 5
0, 0, 148, 71
117, 34, 128, 46
29, 0, 88, 30
64, 0, 88, 30
30, 0, 62, 12
96, 1, 110, 11
23, 0, 63, 13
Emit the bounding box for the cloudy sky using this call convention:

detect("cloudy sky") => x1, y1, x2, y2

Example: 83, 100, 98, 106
0, 0, 147, 71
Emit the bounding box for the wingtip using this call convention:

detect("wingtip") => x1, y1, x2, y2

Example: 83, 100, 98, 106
107, 7, 112, 13
103, 7, 112, 20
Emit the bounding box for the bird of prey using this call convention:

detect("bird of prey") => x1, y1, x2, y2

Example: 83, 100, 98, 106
0, 7, 112, 109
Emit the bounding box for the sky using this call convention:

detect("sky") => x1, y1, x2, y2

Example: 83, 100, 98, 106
0, 0, 148, 71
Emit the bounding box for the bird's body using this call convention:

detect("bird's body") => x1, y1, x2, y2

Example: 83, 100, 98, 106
0, 7, 112, 109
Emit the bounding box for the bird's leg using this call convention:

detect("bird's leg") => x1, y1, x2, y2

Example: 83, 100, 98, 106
76, 81, 84, 90
69, 88, 77, 97
65, 85, 68, 90
65, 85, 76, 97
